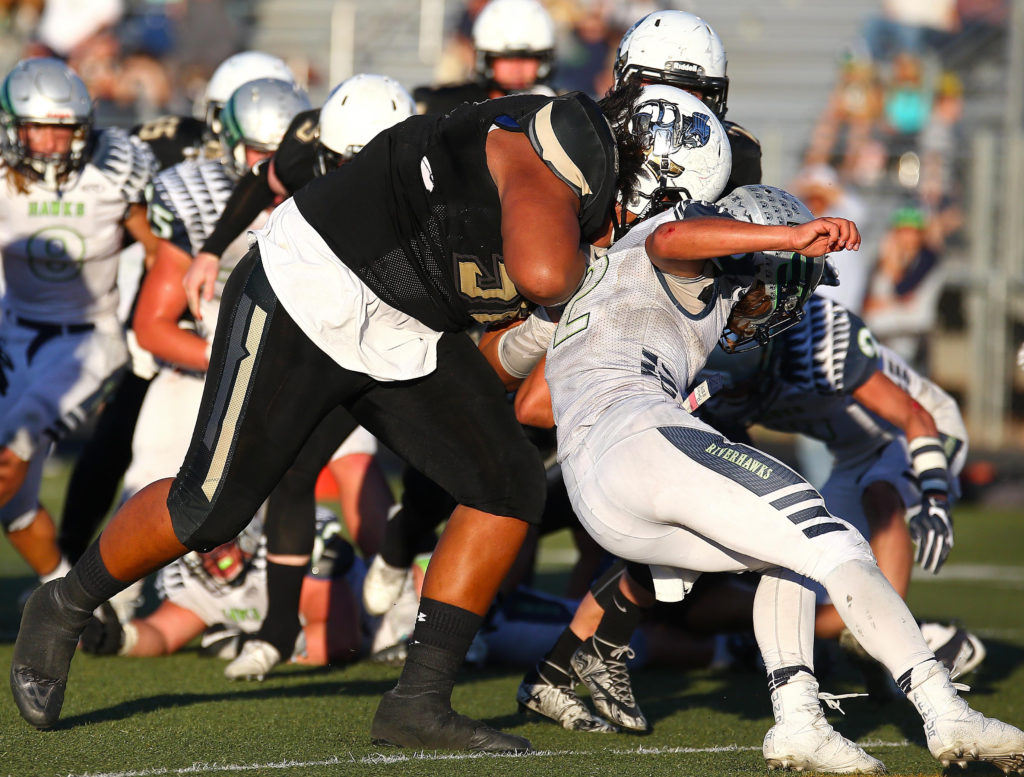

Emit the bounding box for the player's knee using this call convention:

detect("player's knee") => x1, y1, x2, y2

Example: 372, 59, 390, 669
861, 481, 905, 536
802, 525, 877, 583
461, 437, 546, 524
167, 476, 261, 552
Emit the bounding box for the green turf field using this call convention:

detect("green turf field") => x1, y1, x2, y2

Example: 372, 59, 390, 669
2, 458, 1024, 777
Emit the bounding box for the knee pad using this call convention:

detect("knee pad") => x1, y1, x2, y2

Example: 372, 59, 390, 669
801, 524, 877, 583
167, 476, 261, 552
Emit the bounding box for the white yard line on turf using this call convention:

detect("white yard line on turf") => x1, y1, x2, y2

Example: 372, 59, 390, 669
67, 741, 912, 777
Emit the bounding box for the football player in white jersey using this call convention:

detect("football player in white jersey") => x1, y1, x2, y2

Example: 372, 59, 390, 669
537, 143, 1024, 774
699, 296, 984, 679
80, 508, 367, 668
0, 58, 157, 582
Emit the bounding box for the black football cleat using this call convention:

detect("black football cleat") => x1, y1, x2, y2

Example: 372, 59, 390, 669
371, 688, 531, 753
10, 580, 91, 729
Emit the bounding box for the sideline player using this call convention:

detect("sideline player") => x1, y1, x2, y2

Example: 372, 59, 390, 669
540, 176, 1024, 772
11, 81, 640, 751
414, 0, 558, 115
0, 58, 157, 581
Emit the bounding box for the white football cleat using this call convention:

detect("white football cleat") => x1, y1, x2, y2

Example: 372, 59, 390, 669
763, 675, 886, 774
517, 674, 618, 733
362, 555, 409, 616
571, 636, 649, 732
224, 639, 281, 681
920, 621, 987, 676
908, 662, 1024, 773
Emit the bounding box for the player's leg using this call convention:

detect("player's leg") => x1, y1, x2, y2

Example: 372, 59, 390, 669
10, 250, 354, 728
4, 504, 68, 580
327, 426, 393, 559
354, 332, 543, 752
226, 406, 359, 680
754, 568, 884, 773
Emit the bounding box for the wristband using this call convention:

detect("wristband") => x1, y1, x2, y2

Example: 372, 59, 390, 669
119, 622, 139, 656
909, 435, 948, 494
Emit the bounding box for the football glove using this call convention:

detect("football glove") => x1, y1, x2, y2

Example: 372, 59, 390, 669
907, 494, 953, 574
80, 602, 125, 655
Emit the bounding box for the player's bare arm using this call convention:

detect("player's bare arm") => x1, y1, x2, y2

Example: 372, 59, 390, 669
488, 129, 586, 306
645, 216, 859, 275
852, 370, 940, 443
513, 356, 555, 429
183, 251, 220, 318
134, 241, 210, 372
122, 203, 161, 270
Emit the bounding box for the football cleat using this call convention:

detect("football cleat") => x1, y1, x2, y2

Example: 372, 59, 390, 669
571, 636, 649, 733
517, 673, 618, 733
908, 662, 1024, 773
920, 621, 987, 677
363, 555, 409, 616
198, 623, 244, 659
224, 638, 281, 681
764, 674, 886, 774
371, 688, 532, 752
10, 580, 93, 729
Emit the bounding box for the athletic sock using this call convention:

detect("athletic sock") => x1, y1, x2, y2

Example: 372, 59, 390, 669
593, 587, 644, 647
526, 627, 582, 687
39, 557, 72, 584
58, 542, 129, 616
257, 561, 306, 657
396, 597, 483, 704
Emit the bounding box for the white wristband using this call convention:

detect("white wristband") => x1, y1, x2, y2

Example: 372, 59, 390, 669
909, 435, 948, 493
496, 309, 557, 379
119, 622, 139, 656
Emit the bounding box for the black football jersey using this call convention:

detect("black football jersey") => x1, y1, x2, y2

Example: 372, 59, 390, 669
294, 92, 618, 333
723, 120, 762, 195
131, 115, 210, 171
413, 82, 490, 116
272, 108, 320, 194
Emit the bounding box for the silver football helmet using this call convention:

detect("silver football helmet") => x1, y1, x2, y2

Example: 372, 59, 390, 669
198, 51, 296, 134
716, 185, 838, 352
315, 74, 415, 176
614, 11, 730, 117
0, 58, 93, 189
472, 0, 556, 86
219, 78, 311, 176
622, 85, 731, 224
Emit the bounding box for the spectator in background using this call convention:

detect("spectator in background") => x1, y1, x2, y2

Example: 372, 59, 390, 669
919, 71, 966, 244
28, 0, 124, 59
863, 205, 946, 371
861, 0, 958, 61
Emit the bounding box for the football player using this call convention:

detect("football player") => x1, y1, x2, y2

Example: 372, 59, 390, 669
80, 508, 366, 668
0, 58, 157, 582
57, 51, 299, 567
414, 0, 557, 115
539, 170, 1024, 772
10, 79, 639, 753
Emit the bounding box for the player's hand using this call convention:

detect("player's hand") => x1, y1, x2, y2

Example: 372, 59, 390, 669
789, 217, 861, 257
0, 340, 12, 395
907, 494, 953, 574
80, 602, 125, 655
184, 252, 220, 320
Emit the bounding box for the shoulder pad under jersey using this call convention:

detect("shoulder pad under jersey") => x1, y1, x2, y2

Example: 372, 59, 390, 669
778, 295, 882, 394
521, 92, 618, 242
150, 158, 236, 253
90, 127, 159, 205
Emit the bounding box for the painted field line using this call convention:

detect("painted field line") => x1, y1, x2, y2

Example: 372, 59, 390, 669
69, 740, 912, 777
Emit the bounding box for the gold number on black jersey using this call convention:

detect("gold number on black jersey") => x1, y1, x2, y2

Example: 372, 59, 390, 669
294, 119, 318, 144
137, 116, 181, 142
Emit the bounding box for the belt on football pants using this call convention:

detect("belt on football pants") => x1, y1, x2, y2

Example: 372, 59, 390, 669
14, 316, 96, 364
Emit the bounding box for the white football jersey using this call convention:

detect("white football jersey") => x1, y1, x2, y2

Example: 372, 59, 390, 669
0, 128, 156, 323
148, 157, 268, 337
547, 202, 749, 459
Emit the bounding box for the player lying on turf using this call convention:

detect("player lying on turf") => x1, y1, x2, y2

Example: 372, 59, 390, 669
79, 509, 365, 668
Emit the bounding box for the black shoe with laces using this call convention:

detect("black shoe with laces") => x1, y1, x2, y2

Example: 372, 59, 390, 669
571, 636, 650, 733
371, 688, 532, 752
10, 580, 92, 729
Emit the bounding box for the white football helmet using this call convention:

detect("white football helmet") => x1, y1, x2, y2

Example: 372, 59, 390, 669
614, 11, 730, 117
315, 74, 415, 176
219, 78, 311, 176
198, 51, 296, 133
472, 0, 556, 85
0, 58, 93, 189
716, 184, 838, 352
622, 85, 731, 222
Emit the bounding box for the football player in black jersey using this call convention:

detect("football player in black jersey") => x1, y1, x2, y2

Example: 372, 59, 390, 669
57, 52, 300, 568
414, 0, 558, 115
11, 84, 643, 753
